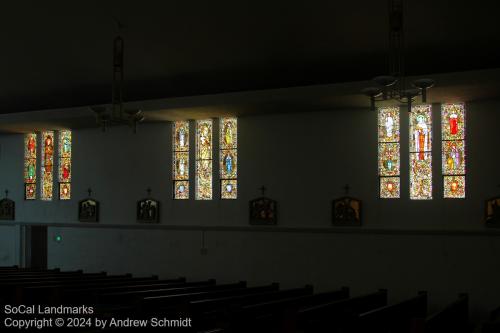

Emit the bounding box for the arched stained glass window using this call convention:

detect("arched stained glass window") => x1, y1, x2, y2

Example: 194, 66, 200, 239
196, 119, 213, 200
41, 131, 54, 201
58, 130, 72, 200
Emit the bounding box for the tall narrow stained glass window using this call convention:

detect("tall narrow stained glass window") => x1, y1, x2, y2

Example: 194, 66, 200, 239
220, 118, 237, 199
40, 131, 54, 200
409, 105, 432, 200
173, 121, 190, 199
196, 119, 213, 200
24, 133, 37, 200
442, 103, 466, 198
58, 130, 72, 200
378, 107, 400, 198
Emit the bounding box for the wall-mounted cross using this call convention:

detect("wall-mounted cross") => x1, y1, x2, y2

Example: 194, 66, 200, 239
259, 186, 267, 197
87, 188, 92, 197
344, 184, 350, 196
147, 188, 152, 197
5, 189, 8, 198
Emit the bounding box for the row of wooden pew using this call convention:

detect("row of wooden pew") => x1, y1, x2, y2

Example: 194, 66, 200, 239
0, 266, 489, 332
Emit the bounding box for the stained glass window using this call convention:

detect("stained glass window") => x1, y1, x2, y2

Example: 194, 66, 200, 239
172, 121, 190, 200
378, 107, 400, 198
24, 133, 37, 200
220, 118, 237, 199
409, 105, 432, 200
442, 103, 466, 198
196, 119, 213, 200
58, 130, 72, 200
40, 131, 54, 201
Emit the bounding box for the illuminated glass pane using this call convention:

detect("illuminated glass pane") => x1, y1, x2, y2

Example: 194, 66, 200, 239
59, 183, 71, 200
410, 152, 432, 200
378, 107, 400, 143
442, 140, 465, 175
25, 184, 36, 200
58, 130, 72, 200
378, 143, 400, 177
442, 103, 465, 141
221, 180, 237, 199
410, 105, 432, 153
196, 120, 212, 160
24, 158, 37, 184
173, 152, 189, 180
24, 133, 37, 160
174, 180, 189, 200
220, 118, 237, 150
41, 131, 54, 201
173, 121, 189, 152
196, 160, 212, 200
444, 176, 465, 198
220, 149, 237, 179
380, 177, 400, 199
410, 105, 432, 200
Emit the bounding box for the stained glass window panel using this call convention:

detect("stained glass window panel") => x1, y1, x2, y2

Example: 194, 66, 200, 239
410, 105, 432, 200
443, 176, 465, 199
378, 107, 400, 199
442, 103, 465, 141
221, 180, 237, 199
24, 133, 37, 200
378, 143, 400, 177
442, 103, 466, 198
58, 130, 71, 200
196, 120, 213, 200
41, 131, 54, 201
220, 118, 238, 199
410, 152, 432, 200
172, 121, 190, 200
378, 107, 400, 143
380, 177, 400, 199
442, 140, 465, 175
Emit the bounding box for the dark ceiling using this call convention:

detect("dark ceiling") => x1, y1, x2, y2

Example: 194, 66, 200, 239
1, 0, 500, 114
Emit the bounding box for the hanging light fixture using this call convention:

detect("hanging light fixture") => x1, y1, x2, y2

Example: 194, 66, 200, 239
362, 0, 434, 111
91, 36, 145, 132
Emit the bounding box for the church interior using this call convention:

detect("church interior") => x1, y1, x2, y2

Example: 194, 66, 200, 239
0, 0, 499, 332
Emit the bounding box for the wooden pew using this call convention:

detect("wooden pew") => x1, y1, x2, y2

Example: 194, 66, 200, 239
418, 293, 468, 333
229, 287, 350, 332
482, 306, 500, 333
346, 291, 427, 333
296, 289, 388, 333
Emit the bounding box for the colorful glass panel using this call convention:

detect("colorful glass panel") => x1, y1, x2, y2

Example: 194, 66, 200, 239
410, 105, 432, 200
41, 131, 54, 201
58, 130, 71, 200
196, 119, 213, 200
220, 118, 237, 199
442, 104, 466, 198
380, 177, 400, 199
172, 121, 189, 200
24, 133, 37, 200
443, 176, 465, 199
378, 107, 400, 198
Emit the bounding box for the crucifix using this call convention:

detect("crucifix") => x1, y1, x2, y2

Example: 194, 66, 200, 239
259, 186, 267, 197
147, 188, 152, 197
343, 184, 350, 196
4, 190, 8, 198
87, 188, 92, 197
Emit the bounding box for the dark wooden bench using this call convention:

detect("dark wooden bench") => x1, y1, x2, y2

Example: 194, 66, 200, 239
482, 306, 500, 333
419, 293, 468, 333
346, 291, 427, 333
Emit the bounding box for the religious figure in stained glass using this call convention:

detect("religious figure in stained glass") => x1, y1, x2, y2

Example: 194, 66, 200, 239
378, 107, 400, 198
58, 130, 72, 200
220, 118, 238, 199
24, 133, 37, 200
196, 119, 213, 200
40, 131, 54, 201
442, 104, 466, 198
173, 121, 190, 200
410, 105, 432, 200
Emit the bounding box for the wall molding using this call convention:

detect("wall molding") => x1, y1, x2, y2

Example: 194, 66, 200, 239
1, 221, 500, 237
